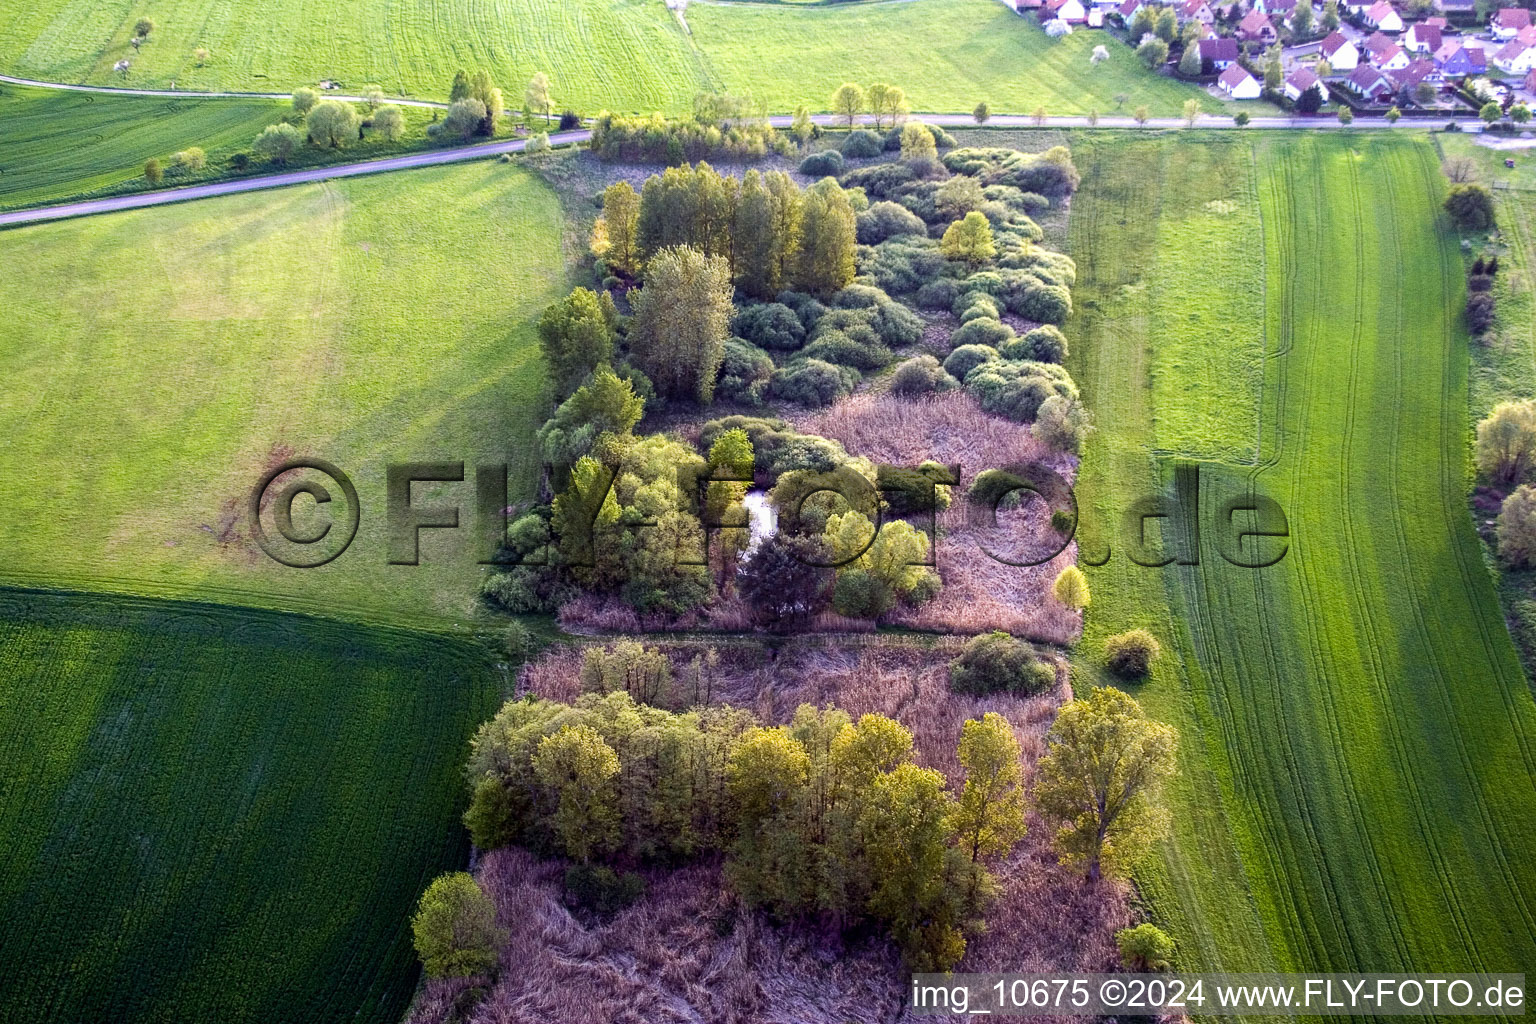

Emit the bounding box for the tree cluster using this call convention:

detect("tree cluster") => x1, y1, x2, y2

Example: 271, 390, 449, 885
588, 105, 790, 165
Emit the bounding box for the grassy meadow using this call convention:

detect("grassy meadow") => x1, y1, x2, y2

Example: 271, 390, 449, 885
1066, 131, 1536, 981
0, 161, 565, 628
0, 0, 1213, 115
0, 588, 501, 1023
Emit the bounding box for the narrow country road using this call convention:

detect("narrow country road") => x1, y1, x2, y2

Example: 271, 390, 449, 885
0, 76, 1492, 229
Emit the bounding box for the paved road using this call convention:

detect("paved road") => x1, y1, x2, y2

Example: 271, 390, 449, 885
0, 77, 1493, 229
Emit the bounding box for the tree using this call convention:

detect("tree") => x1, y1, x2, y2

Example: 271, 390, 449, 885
1265, 54, 1283, 95
526, 71, 553, 122
598, 181, 642, 277
253, 122, 301, 163
876, 84, 909, 127
580, 639, 674, 704
307, 100, 359, 147
628, 245, 733, 403
1498, 486, 1536, 567
950, 713, 1029, 891
793, 177, 857, 294
832, 82, 865, 127
733, 169, 802, 299
411, 872, 504, 979
470, 71, 504, 134
292, 87, 318, 115
372, 104, 405, 141
1481, 101, 1504, 126
1337, 107, 1353, 126
1130, 5, 1157, 40
1133, 104, 1151, 125
1137, 37, 1169, 70
1052, 565, 1090, 611
539, 288, 616, 397
1087, 108, 1100, 126
1512, 104, 1532, 125
1297, 84, 1323, 113
1034, 686, 1178, 881
537, 365, 645, 473
1117, 924, 1175, 971
450, 69, 472, 102
1032, 104, 1048, 127
974, 101, 991, 124
1416, 81, 1437, 106
867, 83, 892, 129
738, 534, 833, 629
171, 146, 206, 172
941, 211, 996, 265
1182, 97, 1202, 127
1476, 401, 1536, 483
1178, 42, 1202, 78
143, 157, 162, 183
825, 511, 936, 617
1234, 111, 1251, 127
134, 16, 154, 37
1155, 7, 1177, 40
1291, 0, 1313, 36
1104, 628, 1162, 677
791, 105, 814, 147
1443, 155, 1478, 183
1444, 183, 1495, 231
1385, 105, 1401, 124
441, 98, 487, 141
361, 83, 385, 111
1321, 0, 1340, 31
900, 121, 938, 167
533, 724, 622, 862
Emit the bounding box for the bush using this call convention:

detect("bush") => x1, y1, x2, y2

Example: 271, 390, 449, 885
949, 631, 1055, 696
915, 278, 962, 310
841, 161, 917, 198
1033, 394, 1092, 453
1468, 274, 1493, 293
769, 358, 858, 407
776, 290, 829, 331
942, 146, 1081, 198
942, 343, 1000, 380
856, 201, 929, 244
1467, 292, 1495, 334
841, 129, 885, 158
559, 110, 582, 130
879, 463, 954, 516
412, 872, 504, 979
143, 157, 162, 183
1103, 629, 1162, 678
1117, 924, 1174, 971
890, 354, 959, 397
950, 317, 1016, 350
802, 328, 894, 370
229, 151, 250, 171
1002, 324, 1069, 363
564, 864, 646, 917
799, 150, 846, 177
717, 337, 775, 405
1013, 281, 1072, 324
954, 290, 1001, 320
968, 467, 1028, 508
1444, 183, 1495, 231
170, 146, 207, 172
964, 359, 1078, 423
861, 236, 947, 294
832, 568, 895, 618
733, 302, 807, 350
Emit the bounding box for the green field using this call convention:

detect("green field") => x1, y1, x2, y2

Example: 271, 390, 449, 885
0, 161, 565, 628
0, 0, 1213, 115
0, 588, 500, 1023
1066, 131, 1536, 981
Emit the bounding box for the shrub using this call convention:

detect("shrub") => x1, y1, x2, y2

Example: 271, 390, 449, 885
559, 110, 582, 130
1468, 274, 1493, 293
1033, 394, 1092, 453
856, 201, 929, 244
890, 355, 959, 397
776, 290, 830, 331
170, 146, 207, 172
769, 359, 858, 407
915, 278, 961, 310
1103, 629, 1162, 678
1444, 183, 1495, 231
968, 467, 1028, 508
841, 129, 885, 158
802, 328, 894, 370
1117, 924, 1174, 971
942, 145, 1081, 197
143, 157, 162, 183
412, 872, 504, 979
1467, 292, 1496, 334
1013, 281, 1072, 324
832, 567, 895, 618
229, 151, 250, 171
733, 302, 807, 350
1476, 400, 1536, 483
717, 337, 775, 405
564, 864, 646, 917
949, 631, 1055, 696
861, 236, 947, 294
942, 344, 1000, 380
950, 317, 1016, 350
1052, 565, 1090, 610
799, 150, 845, 177
878, 464, 954, 516
841, 161, 917, 199
964, 359, 1078, 423
954, 290, 1001, 320
1003, 325, 1068, 363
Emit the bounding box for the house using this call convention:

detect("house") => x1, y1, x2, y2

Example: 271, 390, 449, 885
1117, 0, 1146, 20
1371, 40, 1411, 68
1492, 7, 1532, 39
1219, 63, 1264, 96
1343, 0, 1371, 13
1259, 0, 1298, 17
1045, 0, 1088, 22
1284, 65, 1324, 99
1363, 0, 1405, 30
1179, 0, 1218, 22
1364, 30, 1395, 57
1493, 37, 1536, 72
1405, 22, 1442, 52
1321, 31, 1362, 69
1391, 58, 1443, 93
1238, 8, 1278, 40
1199, 35, 1242, 67
1347, 62, 1398, 100
1440, 42, 1488, 74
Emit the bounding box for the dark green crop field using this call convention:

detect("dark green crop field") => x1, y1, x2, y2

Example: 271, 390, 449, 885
0, 589, 501, 1024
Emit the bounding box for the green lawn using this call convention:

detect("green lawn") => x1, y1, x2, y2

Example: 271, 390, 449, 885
0, 161, 565, 628
1066, 131, 1536, 984
0, 0, 1213, 115
0, 588, 501, 1024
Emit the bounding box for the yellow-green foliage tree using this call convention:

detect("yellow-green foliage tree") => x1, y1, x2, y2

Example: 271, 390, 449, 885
537, 288, 616, 398
1034, 686, 1177, 881
793, 178, 858, 295
628, 245, 733, 403
595, 181, 642, 277
532, 724, 622, 863
411, 872, 505, 978
941, 211, 996, 265
1052, 565, 1090, 611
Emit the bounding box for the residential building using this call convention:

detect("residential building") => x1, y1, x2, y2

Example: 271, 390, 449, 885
1321, 30, 1362, 69
1219, 63, 1264, 96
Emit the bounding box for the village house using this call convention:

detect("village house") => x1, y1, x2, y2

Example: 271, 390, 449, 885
1362, 0, 1405, 31
1365, 33, 1412, 68
1391, 58, 1442, 95
1044, 0, 1089, 23
1284, 65, 1324, 99
1321, 30, 1362, 69
1492, 7, 1532, 39
1219, 63, 1264, 96
1178, 0, 1218, 24
1238, 8, 1278, 41
1439, 42, 1488, 75
1346, 62, 1398, 100
1493, 36, 1536, 73
1199, 35, 1241, 67
1404, 22, 1442, 52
